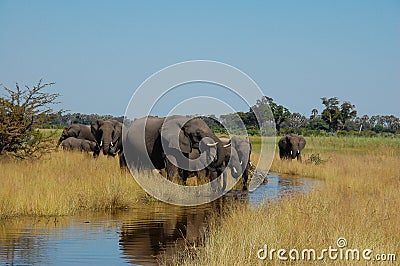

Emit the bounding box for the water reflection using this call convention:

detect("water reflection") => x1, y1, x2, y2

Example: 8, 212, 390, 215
0, 174, 319, 266
118, 201, 223, 265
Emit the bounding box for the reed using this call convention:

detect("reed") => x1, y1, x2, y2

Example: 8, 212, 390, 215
168, 136, 400, 265
0, 151, 146, 219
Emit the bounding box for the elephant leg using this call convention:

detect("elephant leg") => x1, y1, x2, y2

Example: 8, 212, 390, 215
208, 169, 221, 193
165, 156, 179, 182
93, 149, 100, 158
279, 150, 285, 160
297, 153, 302, 162
196, 169, 205, 185
119, 152, 127, 168
180, 169, 188, 185
242, 166, 249, 191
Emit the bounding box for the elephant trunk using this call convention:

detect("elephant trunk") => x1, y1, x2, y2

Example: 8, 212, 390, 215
291, 148, 299, 159
210, 134, 226, 167
56, 135, 65, 148
102, 138, 112, 155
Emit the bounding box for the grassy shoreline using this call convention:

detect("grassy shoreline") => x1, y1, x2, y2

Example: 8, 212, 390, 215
0, 152, 146, 219
167, 136, 400, 265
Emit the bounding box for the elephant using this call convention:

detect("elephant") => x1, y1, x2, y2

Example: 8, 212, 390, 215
60, 137, 100, 156
56, 124, 96, 149
278, 133, 306, 161
188, 141, 242, 187
91, 119, 123, 162
220, 136, 252, 190
122, 115, 233, 185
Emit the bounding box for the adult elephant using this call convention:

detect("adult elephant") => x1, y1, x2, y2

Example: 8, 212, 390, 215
123, 115, 230, 185
91, 119, 123, 162
188, 140, 242, 187
220, 136, 252, 190
278, 133, 306, 161
61, 137, 100, 156
56, 124, 96, 149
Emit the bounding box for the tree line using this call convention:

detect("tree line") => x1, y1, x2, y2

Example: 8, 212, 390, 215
1, 81, 399, 159
218, 96, 400, 137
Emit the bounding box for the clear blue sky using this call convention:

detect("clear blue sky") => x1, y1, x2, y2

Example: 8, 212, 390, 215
1, 1, 399, 117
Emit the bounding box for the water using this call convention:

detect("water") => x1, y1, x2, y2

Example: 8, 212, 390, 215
0, 173, 320, 266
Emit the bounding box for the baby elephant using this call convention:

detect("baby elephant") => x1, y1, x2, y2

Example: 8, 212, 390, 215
278, 133, 306, 161
61, 137, 100, 157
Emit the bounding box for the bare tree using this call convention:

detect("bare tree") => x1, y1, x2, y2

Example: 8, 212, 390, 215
0, 80, 61, 159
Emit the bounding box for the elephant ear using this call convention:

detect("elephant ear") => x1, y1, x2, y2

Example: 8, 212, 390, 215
91, 119, 104, 142
279, 136, 288, 146
63, 125, 72, 135
160, 116, 191, 154
112, 121, 122, 143
298, 136, 306, 150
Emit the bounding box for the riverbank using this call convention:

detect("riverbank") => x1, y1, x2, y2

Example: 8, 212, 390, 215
0, 152, 147, 219
167, 136, 400, 265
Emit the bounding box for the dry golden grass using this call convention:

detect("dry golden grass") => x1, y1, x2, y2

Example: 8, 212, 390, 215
168, 136, 400, 265
0, 151, 146, 219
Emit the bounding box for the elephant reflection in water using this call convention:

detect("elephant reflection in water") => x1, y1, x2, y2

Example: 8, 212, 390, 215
118, 198, 237, 264
119, 209, 209, 264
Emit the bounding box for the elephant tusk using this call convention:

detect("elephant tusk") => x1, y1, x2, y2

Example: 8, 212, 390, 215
240, 160, 243, 165
233, 167, 238, 174
290, 150, 293, 155
99, 141, 103, 147
110, 142, 114, 147
297, 150, 300, 154
207, 142, 218, 147
223, 143, 231, 148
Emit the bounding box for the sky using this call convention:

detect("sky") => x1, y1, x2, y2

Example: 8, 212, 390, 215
1, 1, 399, 118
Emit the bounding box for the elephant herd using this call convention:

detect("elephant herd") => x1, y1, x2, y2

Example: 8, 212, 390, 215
57, 116, 253, 190
57, 115, 306, 191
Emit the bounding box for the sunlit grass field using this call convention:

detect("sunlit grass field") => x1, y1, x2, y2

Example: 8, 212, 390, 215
168, 136, 400, 265
0, 152, 146, 219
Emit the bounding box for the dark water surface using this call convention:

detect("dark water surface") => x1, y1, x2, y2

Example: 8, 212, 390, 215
0, 173, 320, 266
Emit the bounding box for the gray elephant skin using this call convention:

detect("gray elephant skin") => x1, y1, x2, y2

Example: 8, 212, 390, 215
91, 119, 124, 163
278, 133, 306, 161
57, 124, 96, 148
61, 137, 100, 156
220, 136, 252, 190
188, 139, 242, 189
122, 115, 233, 185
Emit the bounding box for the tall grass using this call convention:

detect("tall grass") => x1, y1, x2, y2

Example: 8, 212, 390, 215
168, 136, 400, 265
0, 152, 146, 219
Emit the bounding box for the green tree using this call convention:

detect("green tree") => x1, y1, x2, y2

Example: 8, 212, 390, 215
308, 117, 329, 131
310, 108, 318, 120
287, 112, 309, 129
251, 96, 290, 133
321, 97, 341, 132
339, 101, 357, 129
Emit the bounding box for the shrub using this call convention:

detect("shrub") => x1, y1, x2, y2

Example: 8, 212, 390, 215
0, 80, 61, 159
